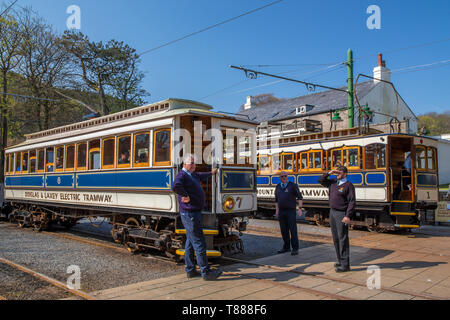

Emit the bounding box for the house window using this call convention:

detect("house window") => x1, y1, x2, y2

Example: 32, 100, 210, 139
102, 138, 115, 169
154, 129, 171, 166
133, 132, 150, 167
117, 135, 131, 168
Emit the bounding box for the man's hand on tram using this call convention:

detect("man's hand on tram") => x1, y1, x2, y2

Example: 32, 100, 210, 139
181, 196, 190, 203
211, 168, 218, 175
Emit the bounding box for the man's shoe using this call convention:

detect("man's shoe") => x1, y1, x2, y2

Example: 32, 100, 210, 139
334, 263, 341, 268
203, 269, 222, 281
335, 266, 351, 273
277, 249, 290, 254
291, 250, 299, 256
186, 270, 201, 278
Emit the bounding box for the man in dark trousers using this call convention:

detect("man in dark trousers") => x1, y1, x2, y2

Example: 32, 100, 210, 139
275, 171, 303, 256
172, 154, 222, 281
319, 166, 356, 272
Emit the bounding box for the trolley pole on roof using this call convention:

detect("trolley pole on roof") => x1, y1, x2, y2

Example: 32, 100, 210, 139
347, 49, 355, 129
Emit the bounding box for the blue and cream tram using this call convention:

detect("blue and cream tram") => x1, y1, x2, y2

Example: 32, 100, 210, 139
256, 127, 439, 232
3, 99, 258, 258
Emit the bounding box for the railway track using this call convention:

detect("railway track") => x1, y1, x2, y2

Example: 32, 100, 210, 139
0, 257, 96, 300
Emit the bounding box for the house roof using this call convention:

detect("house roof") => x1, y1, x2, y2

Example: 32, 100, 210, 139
237, 81, 379, 123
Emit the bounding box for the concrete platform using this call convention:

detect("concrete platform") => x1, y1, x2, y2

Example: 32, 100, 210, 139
90, 229, 450, 300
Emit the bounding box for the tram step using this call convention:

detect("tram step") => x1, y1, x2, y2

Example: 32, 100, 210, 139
391, 212, 416, 216
176, 249, 222, 257
394, 224, 420, 229
175, 229, 219, 236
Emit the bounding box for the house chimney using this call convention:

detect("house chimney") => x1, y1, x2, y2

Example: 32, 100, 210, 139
244, 96, 254, 110
373, 53, 391, 83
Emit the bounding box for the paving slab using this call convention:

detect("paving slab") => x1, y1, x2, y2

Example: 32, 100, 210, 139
88, 228, 450, 300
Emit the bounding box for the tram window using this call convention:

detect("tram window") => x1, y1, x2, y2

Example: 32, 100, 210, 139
314, 152, 322, 169
9, 154, 15, 174
300, 153, 308, 170
282, 153, 294, 171
331, 149, 342, 168
30, 150, 36, 173
346, 148, 360, 169
117, 135, 131, 167
89, 140, 101, 170
37, 149, 45, 172
22, 152, 29, 173
15, 153, 21, 173
427, 147, 436, 170
258, 155, 270, 173
4, 154, 9, 174
308, 153, 313, 169
365, 144, 386, 169
416, 146, 426, 169
102, 138, 115, 169
154, 129, 171, 166
238, 136, 251, 165
46, 147, 55, 172
133, 132, 150, 167
65, 145, 75, 171
272, 154, 281, 172
77, 143, 87, 171
55, 147, 64, 171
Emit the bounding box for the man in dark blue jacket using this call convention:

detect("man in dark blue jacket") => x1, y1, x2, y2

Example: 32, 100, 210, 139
318, 166, 356, 272
275, 171, 303, 256
172, 154, 222, 281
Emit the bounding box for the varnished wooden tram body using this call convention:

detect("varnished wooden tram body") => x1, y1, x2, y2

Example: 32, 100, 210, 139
256, 127, 439, 232
2, 99, 258, 258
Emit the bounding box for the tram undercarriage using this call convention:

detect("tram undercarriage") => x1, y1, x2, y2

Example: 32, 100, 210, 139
6, 202, 249, 260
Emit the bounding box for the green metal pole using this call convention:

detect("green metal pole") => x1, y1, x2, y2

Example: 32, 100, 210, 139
347, 49, 354, 128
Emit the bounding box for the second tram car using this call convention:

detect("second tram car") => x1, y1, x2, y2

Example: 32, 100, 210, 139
3, 99, 258, 258
256, 126, 439, 232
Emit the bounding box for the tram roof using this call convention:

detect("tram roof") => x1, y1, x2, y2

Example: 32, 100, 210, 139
7, 98, 257, 151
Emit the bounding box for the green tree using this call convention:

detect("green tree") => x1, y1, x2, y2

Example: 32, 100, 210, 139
0, 11, 23, 182
418, 111, 450, 136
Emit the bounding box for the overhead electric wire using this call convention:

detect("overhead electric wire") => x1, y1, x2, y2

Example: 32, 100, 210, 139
389, 59, 450, 73
138, 0, 284, 57
0, 0, 18, 17
0, 92, 59, 102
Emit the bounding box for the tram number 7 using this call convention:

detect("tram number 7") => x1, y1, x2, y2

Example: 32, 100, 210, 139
236, 197, 243, 209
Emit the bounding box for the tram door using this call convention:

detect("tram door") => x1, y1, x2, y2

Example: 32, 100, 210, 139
389, 136, 414, 203
178, 115, 214, 212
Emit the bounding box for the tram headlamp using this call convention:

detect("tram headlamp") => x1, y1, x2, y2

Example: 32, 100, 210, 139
223, 196, 235, 213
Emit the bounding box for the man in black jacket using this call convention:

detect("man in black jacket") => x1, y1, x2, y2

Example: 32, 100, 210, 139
275, 171, 303, 256
318, 166, 355, 272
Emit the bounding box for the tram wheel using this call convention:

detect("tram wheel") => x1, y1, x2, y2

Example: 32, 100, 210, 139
123, 217, 142, 253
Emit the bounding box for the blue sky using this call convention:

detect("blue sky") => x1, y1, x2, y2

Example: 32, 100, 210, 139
9, 0, 450, 115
